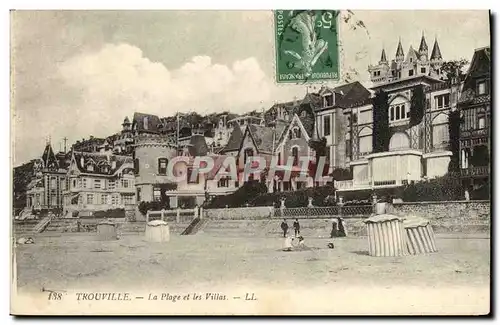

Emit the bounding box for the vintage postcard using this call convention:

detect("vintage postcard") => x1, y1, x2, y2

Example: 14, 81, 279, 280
10, 10, 491, 315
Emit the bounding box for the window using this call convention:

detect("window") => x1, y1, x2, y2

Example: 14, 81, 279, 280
134, 158, 139, 174
87, 164, 94, 172
323, 94, 334, 107
301, 111, 307, 118
187, 168, 199, 184
277, 152, 282, 165
153, 187, 161, 202
94, 179, 101, 189
478, 116, 486, 129
100, 194, 108, 205
345, 139, 352, 159
400, 105, 406, 118
244, 148, 253, 165
292, 127, 301, 139
50, 177, 57, 188
436, 94, 450, 109
158, 158, 168, 175
121, 179, 129, 188
217, 177, 229, 188
408, 69, 414, 77
409, 58, 413, 63
108, 180, 115, 190
292, 147, 299, 166
123, 195, 134, 205
111, 194, 120, 206
390, 106, 395, 121
395, 106, 400, 119
86, 194, 94, 205
406, 106, 411, 118
136, 188, 141, 202
477, 81, 486, 95
143, 117, 148, 130
82, 178, 87, 188
323, 115, 331, 136
421, 67, 426, 74
72, 179, 77, 188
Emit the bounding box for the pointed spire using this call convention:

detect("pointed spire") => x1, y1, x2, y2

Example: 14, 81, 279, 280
418, 31, 428, 54
41, 142, 58, 170
395, 38, 404, 61
430, 37, 442, 61
379, 48, 387, 63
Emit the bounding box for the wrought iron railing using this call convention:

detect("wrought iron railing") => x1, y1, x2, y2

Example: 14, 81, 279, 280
373, 180, 397, 186
461, 166, 489, 177
275, 205, 372, 218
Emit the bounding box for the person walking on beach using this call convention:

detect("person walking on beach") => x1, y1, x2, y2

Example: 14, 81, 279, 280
281, 219, 289, 238
293, 218, 300, 236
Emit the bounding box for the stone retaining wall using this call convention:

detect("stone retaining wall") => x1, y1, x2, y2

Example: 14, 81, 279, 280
204, 206, 274, 220
387, 200, 490, 234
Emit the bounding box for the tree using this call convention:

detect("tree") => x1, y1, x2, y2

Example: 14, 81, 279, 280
448, 110, 462, 174
410, 85, 426, 127
372, 90, 390, 153
441, 59, 469, 81
308, 137, 328, 186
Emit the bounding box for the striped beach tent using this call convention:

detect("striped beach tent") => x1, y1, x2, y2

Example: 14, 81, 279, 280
403, 215, 437, 255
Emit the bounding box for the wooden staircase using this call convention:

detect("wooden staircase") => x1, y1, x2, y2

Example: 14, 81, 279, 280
181, 218, 209, 235
32, 216, 51, 233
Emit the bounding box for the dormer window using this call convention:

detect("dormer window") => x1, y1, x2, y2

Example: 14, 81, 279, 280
477, 81, 487, 95
323, 94, 334, 107
301, 110, 307, 118
86, 164, 94, 172
292, 127, 301, 139
409, 69, 414, 77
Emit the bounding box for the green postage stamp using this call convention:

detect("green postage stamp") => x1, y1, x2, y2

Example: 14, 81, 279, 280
274, 10, 340, 84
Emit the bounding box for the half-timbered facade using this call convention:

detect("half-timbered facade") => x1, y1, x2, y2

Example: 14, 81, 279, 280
458, 47, 491, 189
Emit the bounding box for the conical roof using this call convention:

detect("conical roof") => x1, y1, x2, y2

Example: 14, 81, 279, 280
380, 48, 387, 63
395, 39, 404, 59
41, 143, 59, 170
430, 38, 442, 60
418, 32, 428, 53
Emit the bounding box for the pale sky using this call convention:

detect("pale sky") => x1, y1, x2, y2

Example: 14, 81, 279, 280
11, 10, 490, 166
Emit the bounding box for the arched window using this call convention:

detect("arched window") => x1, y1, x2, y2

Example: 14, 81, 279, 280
158, 158, 168, 175
292, 127, 301, 139
292, 147, 299, 166
134, 158, 140, 175
389, 132, 410, 151
244, 148, 254, 165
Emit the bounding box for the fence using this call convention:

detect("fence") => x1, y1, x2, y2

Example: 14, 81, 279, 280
275, 205, 373, 218
146, 208, 199, 223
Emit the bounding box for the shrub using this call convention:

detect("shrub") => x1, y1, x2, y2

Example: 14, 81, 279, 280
93, 208, 125, 219
250, 184, 336, 208
471, 179, 490, 200
330, 167, 352, 181
401, 175, 463, 202
206, 180, 268, 208
138, 201, 169, 215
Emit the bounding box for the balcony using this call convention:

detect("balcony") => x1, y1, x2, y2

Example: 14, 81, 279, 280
461, 128, 489, 139
461, 166, 489, 177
